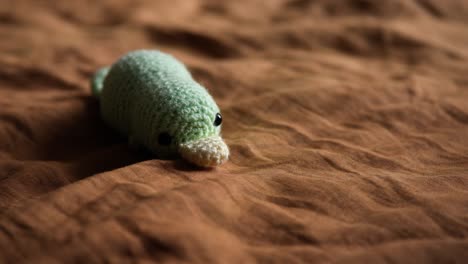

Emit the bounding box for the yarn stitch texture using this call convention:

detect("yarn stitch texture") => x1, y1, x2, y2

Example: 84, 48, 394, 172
91, 50, 229, 167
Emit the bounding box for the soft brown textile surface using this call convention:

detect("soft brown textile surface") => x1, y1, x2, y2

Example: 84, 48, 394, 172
1, 0, 468, 263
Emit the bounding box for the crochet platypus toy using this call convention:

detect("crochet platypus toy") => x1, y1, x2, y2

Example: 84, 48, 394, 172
91, 50, 229, 167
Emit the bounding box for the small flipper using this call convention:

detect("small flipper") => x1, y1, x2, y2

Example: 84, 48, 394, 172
91, 67, 110, 99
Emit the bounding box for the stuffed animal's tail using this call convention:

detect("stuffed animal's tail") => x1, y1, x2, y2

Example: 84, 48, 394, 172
91, 67, 110, 98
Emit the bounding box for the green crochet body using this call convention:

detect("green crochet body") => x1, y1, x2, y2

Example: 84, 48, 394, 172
92, 50, 221, 159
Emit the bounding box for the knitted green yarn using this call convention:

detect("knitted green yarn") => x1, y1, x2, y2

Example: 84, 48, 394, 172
92, 50, 222, 159
91, 67, 110, 98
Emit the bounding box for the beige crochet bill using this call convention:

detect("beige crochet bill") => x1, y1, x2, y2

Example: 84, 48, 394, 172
179, 136, 229, 167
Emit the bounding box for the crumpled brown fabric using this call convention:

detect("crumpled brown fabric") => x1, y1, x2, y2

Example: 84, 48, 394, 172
1, 0, 468, 263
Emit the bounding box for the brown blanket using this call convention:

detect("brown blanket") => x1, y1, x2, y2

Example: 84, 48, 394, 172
1, 0, 468, 263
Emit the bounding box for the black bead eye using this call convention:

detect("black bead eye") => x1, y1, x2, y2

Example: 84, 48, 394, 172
158, 132, 172, 145
214, 113, 222, 126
